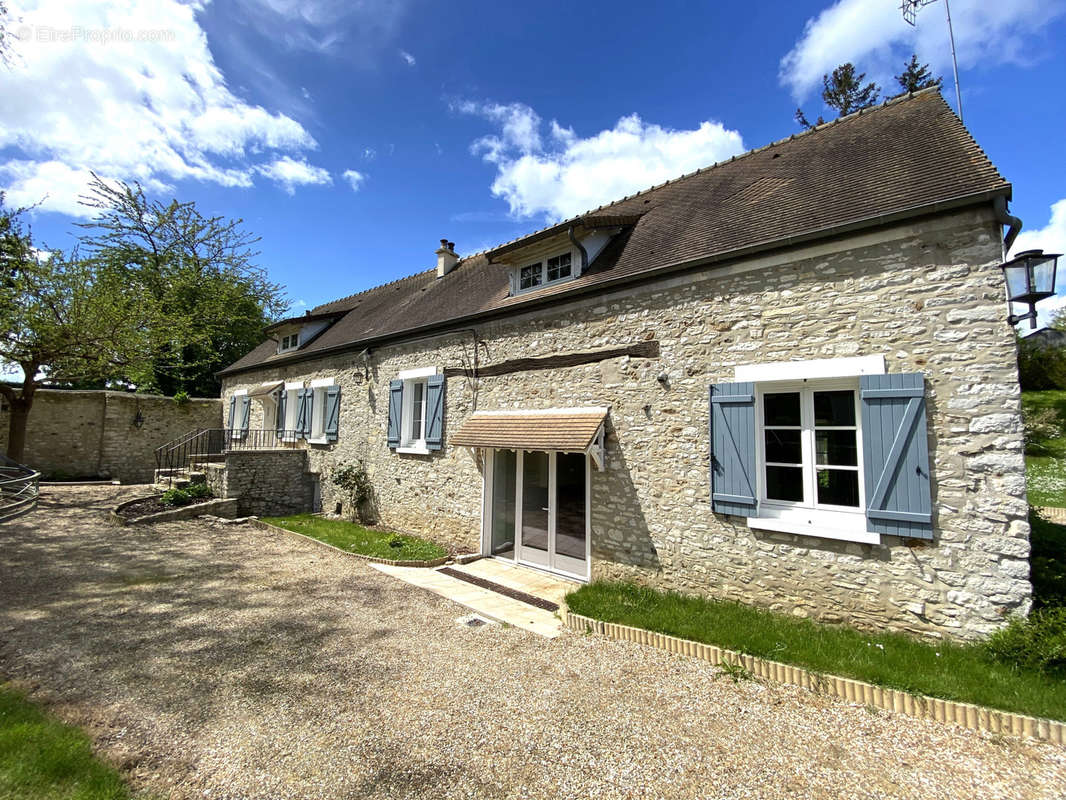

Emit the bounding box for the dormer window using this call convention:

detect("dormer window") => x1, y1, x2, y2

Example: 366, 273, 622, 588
516, 252, 573, 294
278, 333, 299, 353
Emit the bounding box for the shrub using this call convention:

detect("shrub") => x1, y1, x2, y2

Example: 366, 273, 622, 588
185, 482, 212, 499
172, 390, 190, 407
984, 607, 1066, 675
1024, 406, 1063, 450
161, 488, 191, 507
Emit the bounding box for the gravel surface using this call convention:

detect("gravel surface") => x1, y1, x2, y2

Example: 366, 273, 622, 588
2, 485, 1065, 800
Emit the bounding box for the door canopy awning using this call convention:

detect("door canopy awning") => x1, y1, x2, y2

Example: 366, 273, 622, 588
451, 407, 609, 470
247, 381, 284, 398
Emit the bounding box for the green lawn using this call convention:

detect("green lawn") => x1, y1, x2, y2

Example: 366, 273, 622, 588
1023, 390, 1066, 507
566, 581, 1066, 722
261, 514, 448, 562
0, 685, 131, 800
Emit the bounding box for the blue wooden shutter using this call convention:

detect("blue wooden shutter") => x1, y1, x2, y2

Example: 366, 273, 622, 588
295, 388, 308, 437
276, 390, 287, 436
302, 388, 313, 438
324, 385, 341, 442
710, 382, 757, 516
424, 375, 445, 451
860, 373, 933, 540
239, 395, 251, 438
228, 395, 236, 430
387, 380, 403, 448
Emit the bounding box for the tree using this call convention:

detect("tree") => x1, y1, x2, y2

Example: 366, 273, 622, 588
896, 54, 942, 93
795, 63, 881, 130
0, 195, 157, 461
77, 175, 288, 396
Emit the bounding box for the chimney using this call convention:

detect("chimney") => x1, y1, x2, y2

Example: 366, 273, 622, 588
436, 238, 459, 278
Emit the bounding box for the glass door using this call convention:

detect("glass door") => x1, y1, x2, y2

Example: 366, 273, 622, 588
489, 449, 517, 558
552, 452, 587, 577
518, 451, 550, 568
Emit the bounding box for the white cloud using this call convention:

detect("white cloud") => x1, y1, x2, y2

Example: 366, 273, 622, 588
233, 0, 409, 59
399, 49, 415, 66
342, 169, 366, 192
0, 0, 330, 216
256, 157, 332, 194
362, 148, 377, 160
456, 100, 745, 222
1011, 199, 1066, 328
780, 0, 1066, 103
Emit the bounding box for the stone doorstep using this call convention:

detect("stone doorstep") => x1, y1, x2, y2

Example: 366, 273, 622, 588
565, 612, 1066, 745
250, 518, 450, 568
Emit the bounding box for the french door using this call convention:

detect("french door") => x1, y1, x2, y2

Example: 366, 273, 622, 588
485, 449, 589, 580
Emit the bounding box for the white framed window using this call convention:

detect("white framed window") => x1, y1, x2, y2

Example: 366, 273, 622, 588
308, 377, 335, 444
395, 366, 436, 454
515, 251, 573, 294
278, 333, 299, 353
281, 381, 302, 439
751, 377, 871, 542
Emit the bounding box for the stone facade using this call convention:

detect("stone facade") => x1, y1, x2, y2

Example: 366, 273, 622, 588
204, 450, 318, 517
221, 208, 1030, 641
0, 389, 221, 483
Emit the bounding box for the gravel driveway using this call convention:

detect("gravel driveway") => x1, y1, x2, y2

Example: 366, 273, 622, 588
2, 486, 1065, 800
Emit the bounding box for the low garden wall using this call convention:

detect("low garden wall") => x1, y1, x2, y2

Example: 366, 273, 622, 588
204, 449, 318, 517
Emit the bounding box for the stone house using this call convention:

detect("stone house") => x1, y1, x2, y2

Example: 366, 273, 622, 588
217, 89, 1030, 641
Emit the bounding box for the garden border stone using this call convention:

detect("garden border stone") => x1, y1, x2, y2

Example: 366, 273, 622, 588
564, 611, 1066, 744
110, 495, 238, 526
251, 518, 450, 568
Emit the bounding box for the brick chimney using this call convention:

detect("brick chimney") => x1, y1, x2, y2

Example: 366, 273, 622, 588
436, 239, 458, 278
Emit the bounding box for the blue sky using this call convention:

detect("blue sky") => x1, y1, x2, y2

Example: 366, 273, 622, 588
3, 0, 1066, 321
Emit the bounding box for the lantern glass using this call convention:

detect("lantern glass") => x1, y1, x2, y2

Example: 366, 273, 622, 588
1002, 261, 1032, 303
1031, 256, 1057, 296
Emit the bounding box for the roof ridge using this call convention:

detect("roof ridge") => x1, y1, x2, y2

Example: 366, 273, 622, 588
459, 88, 946, 262
312, 266, 436, 313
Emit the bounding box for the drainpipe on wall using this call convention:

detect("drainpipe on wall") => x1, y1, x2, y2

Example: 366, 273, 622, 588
993, 195, 1023, 257
568, 225, 588, 275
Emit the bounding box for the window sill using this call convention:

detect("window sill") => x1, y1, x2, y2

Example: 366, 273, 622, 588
746, 515, 880, 545
307, 437, 331, 445
396, 444, 430, 455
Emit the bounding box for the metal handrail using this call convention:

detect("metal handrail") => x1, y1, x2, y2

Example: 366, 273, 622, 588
154, 428, 301, 486
0, 454, 40, 522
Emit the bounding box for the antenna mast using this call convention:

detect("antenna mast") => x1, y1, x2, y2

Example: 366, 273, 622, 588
901, 0, 963, 122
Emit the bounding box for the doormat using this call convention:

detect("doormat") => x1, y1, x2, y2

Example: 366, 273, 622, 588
438, 567, 560, 613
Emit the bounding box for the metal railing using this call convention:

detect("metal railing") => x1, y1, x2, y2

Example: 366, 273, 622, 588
154, 428, 301, 485
0, 453, 40, 522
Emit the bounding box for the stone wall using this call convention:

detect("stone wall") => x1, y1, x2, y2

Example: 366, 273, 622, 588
0, 389, 221, 483
221, 207, 1030, 640
204, 450, 318, 517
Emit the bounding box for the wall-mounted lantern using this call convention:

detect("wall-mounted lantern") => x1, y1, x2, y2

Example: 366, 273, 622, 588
1001, 249, 1060, 329
132, 409, 145, 428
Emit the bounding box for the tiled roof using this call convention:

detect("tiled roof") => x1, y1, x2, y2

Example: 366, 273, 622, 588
449, 408, 609, 451
220, 90, 1010, 376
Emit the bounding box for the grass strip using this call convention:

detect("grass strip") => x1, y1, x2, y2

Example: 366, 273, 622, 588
0, 684, 131, 800
262, 514, 447, 562
1023, 390, 1066, 507
566, 581, 1066, 722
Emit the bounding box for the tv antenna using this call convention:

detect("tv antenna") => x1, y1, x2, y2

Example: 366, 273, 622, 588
901, 0, 963, 122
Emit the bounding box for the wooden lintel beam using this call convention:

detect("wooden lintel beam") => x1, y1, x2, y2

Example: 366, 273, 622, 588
444, 340, 659, 379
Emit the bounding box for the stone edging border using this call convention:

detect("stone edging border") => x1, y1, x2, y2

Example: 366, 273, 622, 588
251, 519, 451, 568
110, 495, 238, 526
1036, 506, 1066, 524
564, 611, 1066, 744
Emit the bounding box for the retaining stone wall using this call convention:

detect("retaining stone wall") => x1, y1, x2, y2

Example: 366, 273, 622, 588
221, 208, 1029, 640
205, 449, 318, 517
0, 389, 221, 483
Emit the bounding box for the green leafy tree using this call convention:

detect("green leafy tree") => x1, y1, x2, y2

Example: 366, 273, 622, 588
0, 195, 157, 462
895, 54, 942, 93
77, 175, 288, 396
796, 63, 881, 130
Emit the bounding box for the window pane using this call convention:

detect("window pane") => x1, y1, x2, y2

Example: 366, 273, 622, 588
520, 263, 542, 289
547, 252, 572, 282
815, 429, 858, 466
412, 381, 425, 440
817, 469, 860, 507
491, 450, 517, 558
813, 390, 855, 427
555, 453, 586, 561
764, 429, 801, 464
766, 465, 804, 502
763, 392, 800, 426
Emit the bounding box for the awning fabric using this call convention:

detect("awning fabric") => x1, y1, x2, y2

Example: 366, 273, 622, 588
450, 407, 608, 452
247, 381, 284, 398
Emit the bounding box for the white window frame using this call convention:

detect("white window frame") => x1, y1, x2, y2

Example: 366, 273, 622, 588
395, 366, 436, 454
230, 389, 248, 440
282, 381, 303, 441
307, 377, 335, 445
737, 356, 885, 545
513, 250, 574, 295
278, 332, 299, 354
